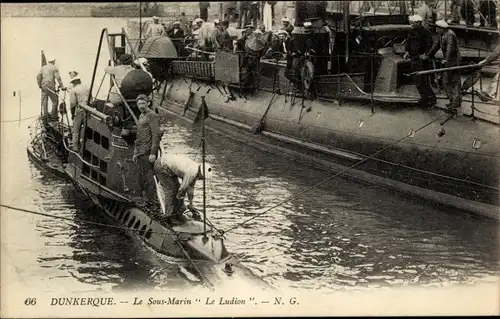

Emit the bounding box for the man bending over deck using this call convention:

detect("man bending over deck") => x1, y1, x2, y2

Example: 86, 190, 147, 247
133, 94, 163, 204
68, 76, 90, 152
153, 153, 211, 224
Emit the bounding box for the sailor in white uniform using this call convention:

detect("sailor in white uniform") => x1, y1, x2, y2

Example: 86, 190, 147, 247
145, 16, 165, 38
154, 153, 213, 222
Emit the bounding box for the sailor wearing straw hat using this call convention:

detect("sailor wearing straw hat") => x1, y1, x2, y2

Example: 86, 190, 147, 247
145, 15, 165, 38
426, 19, 462, 111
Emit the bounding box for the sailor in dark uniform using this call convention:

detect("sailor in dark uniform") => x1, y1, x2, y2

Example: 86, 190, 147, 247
404, 14, 436, 107
167, 21, 185, 39
427, 20, 462, 111
264, 29, 288, 59
133, 94, 163, 204
283, 30, 300, 85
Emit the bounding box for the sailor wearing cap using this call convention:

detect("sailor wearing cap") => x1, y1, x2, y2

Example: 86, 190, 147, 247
68, 75, 90, 151
167, 21, 184, 39
36, 54, 66, 123
264, 29, 289, 59
134, 93, 163, 203
404, 14, 436, 107
104, 53, 135, 105
280, 17, 294, 36
427, 19, 462, 111
145, 15, 165, 38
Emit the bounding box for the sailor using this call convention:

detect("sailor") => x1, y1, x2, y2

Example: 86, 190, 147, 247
234, 25, 254, 52
479, 42, 500, 100
193, 17, 204, 31
179, 12, 189, 32
145, 16, 165, 38
167, 21, 185, 39
104, 53, 135, 105
36, 56, 66, 123
404, 15, 436, 108
133, 57, 153, 79
133, 94, 163, 203
153, 153, 212, 223
426, 20, 462, 112
280, 17, 294, 36
284, 29, 300, 85
264, 29, 288, 59
68, 71, 78, 80
212, 20, 232, 50
68, 76, 90, 151
243, 28, 267, 88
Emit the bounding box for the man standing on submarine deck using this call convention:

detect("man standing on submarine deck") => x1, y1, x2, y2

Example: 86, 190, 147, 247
404, 14, 436, 108
133, 94, 163, 204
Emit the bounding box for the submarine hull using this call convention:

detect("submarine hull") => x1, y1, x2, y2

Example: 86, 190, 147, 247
157, 78, 500, 220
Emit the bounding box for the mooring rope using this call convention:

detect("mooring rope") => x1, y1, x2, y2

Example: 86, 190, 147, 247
220, 112, 449, 235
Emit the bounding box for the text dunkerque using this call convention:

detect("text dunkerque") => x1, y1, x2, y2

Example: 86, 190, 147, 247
50, 297, 114, 307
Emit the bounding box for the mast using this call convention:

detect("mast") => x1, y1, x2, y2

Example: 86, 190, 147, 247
201, 99, 207, 242
343, 0, 350, 63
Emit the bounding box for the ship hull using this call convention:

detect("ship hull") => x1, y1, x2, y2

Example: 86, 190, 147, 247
158, 78, 500, 220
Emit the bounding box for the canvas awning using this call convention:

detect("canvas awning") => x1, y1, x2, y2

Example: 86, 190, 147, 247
139, 36, 178, 59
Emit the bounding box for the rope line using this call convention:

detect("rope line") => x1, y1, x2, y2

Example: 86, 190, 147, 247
0, 204, 170, 235
1, 115, 40, 123
0, 203, 215, 290
221, 113, 449, 235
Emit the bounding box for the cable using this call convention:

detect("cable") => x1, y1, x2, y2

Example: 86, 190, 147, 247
1, 115, 40, 123
1, 203, 169, 235
0, 203, 215, 290
221, 113, 449, 235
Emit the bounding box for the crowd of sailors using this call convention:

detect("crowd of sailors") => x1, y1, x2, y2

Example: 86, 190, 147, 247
35, 1, 500, 223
